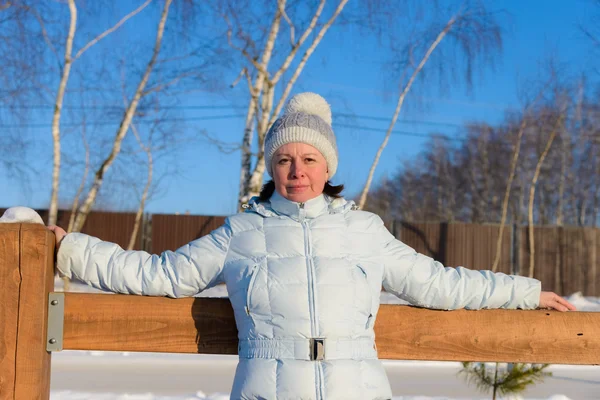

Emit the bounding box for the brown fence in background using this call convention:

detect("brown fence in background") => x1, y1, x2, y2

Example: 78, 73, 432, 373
150, 214, 227, 253
0, 208, 143, 250
520, 226, 598, 297
3, 207, 598, 296
395, 222, 513, 275
395, 222, 599, 296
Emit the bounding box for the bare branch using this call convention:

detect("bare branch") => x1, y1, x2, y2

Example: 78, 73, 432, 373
528, 112, 564, 278
226, 26, 272, 82
358, 14, 457, 209
491, 82, 551, 272
278, 0, 295, 45
270, 0, 326, 85
237, 2, 285, 206
48, 0, 77, 226
201, 130, 246, 154
142, 70, 198, 96
72, 0, 173, 232
73, 0, 151, 61
244, 68, 254, 92
19, 5, 61, 68
580, 26, 600, 47
67, 117, 90, 233
230, 67, 247, 88
268, 0, 348, 128
127, 123, 152, 250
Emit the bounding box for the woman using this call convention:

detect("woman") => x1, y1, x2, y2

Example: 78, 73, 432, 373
50, 92, 575, 400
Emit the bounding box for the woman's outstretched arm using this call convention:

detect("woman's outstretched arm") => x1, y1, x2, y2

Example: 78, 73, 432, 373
368, 216, 575, 311
48, 222, 232, 298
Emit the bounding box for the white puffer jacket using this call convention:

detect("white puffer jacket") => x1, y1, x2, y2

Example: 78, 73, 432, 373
57, 192, 541, 400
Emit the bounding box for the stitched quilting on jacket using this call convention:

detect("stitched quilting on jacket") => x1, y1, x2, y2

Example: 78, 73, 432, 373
57, 192, 541, 400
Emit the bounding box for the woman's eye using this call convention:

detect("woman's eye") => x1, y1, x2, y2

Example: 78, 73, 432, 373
278, 159, 290, 164
305, 158, 315, 163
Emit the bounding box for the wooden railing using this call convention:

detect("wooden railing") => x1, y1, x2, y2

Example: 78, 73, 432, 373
1, 224, 599, 399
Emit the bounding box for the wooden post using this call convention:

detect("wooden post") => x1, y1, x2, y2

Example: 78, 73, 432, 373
0, 224, 55, 400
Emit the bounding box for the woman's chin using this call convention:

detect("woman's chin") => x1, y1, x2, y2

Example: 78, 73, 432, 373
283, 191, 319, 203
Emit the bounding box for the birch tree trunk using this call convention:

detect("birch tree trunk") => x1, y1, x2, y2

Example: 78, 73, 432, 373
491, 118, 529, 272
48, 0, 151, 225
48, 0, 76, 226
71, 0, 172, 232
67, 119, 89, 233
358, 16, 457, 209
247, 84, 275, 197
240, 0, 348, 202
528, 118, 562, 278
491, 80, 552, 272
127, 124, 152, 251
556, 131, 567, 225
237, 4, 284, 208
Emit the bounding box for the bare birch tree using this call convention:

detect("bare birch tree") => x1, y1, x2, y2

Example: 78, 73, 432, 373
220, 0, 349, 208
527, 110, 564, 278
490, 82, 552, 272
66, 0, 172, 232
47, 0, 151, 225
366, 78, 600, 232
358, 5, 502, 209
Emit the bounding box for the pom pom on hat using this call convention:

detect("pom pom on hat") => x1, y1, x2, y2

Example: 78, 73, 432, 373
285, 92, 332, 125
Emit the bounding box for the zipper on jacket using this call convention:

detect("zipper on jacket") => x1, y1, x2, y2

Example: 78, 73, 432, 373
301, 220, 317, 336
245, 265, 259, 316
301, 214, 323, 400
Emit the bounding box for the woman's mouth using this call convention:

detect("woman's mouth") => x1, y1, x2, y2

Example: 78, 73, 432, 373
287, 185, 309, 193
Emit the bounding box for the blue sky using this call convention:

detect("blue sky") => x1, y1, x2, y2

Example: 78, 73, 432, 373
1, 0, 598, 217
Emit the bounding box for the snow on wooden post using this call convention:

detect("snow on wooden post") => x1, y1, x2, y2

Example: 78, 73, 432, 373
0, 224, 55, 399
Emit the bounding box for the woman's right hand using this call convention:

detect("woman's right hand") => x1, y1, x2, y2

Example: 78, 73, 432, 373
47, 225, 67, 252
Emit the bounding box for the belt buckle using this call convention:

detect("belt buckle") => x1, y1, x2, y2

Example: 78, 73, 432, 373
309, 338, 325, 361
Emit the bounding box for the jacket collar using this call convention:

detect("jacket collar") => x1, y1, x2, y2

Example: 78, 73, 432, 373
246, 191, 357, 221
269, 191, 329, 220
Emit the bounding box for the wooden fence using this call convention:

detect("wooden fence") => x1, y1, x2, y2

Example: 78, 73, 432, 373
1, 223, 600, 399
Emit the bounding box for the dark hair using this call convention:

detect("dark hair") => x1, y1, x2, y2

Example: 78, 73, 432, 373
259, 180, 344, 202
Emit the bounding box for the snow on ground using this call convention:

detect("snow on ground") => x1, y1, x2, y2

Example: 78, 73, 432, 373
50, 352, 600, 399
51, 279, 599, 399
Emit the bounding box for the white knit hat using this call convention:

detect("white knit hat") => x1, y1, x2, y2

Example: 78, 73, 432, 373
264, 92, 338, 178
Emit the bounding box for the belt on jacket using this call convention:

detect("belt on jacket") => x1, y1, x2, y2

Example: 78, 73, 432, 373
237, 337, 378, 361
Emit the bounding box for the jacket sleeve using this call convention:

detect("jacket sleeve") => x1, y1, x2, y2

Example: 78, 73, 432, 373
56, 220, 233, 298
375, 218, 541, 310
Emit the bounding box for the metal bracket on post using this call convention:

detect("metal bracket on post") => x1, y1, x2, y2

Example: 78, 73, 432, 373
46, 292, 64, 352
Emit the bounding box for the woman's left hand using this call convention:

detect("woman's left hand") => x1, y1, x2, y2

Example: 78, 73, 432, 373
539, 291, 577, 311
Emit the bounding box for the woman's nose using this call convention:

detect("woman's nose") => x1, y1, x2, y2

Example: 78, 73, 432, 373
290, 162, 306, 178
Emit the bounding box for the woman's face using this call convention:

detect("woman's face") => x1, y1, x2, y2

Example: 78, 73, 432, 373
272, 142, 329, 203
